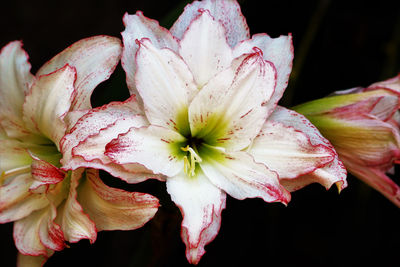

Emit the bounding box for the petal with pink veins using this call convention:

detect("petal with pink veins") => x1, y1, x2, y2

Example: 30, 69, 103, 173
248, 120, 334, 179
122, 11, 179, 98
179, 10, 232, 88
77, 169, 159, 231
56, 169, 97, 243
72, 118, 163, 183
60, 96, 158, 182
345, 159, 400, 207
269, 106, 347, 192
233, 34, 294, 112
13, 204, 64, 256
0, 41, 35, 139
61, 95, 144, 169
166, 171, 226, 265
367, 73, 400, 93
188, 50, 276, 151
22, 65, 76, 147
0, 173, 49, 223
72, 115, 146, 163
135, 39, 197, 134
106, 125, 185, 177
36, 36, 122, 110
200, 149, 290, 204
170, 0, 249, 47
29, 154, 65, 192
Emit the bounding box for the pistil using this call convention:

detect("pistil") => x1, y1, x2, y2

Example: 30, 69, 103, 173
181, 145, 202, 177
0, 165, 31, 184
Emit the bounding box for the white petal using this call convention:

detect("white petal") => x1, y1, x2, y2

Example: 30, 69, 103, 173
0, 41, 34, 139
36, 36, 122, 110
179, 10, 232, 88
269, 106, 347, 191
248, 120, 334, 179
77, 169, 159, 231
23, 65, 76, 146
234, 34, 294, 111
0, 173, 49, 223
200, 149, 290, 204
121, 11, 179, 98
56, 169, 97, 243
13, 205, 63, 256
189, 50, 276, 151
72, 116, 146, 163
60, 95, 143, 168
166, 171, 226, 265
135, 39, 197, 134
60, 96, 159, 182
105, 125, 185, 177
170, 0, 250, 47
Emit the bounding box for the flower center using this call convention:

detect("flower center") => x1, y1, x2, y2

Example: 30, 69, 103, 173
180, 137, 204, 177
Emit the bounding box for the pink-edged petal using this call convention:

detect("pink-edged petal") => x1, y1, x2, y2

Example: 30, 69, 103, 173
318, 90, 399, 122
60, 96, 158, 183
0, 173, 49, 223
72, 115, 146, 163
121, 11, 179, 98
77, 169, 159, 231
367, 73, 400, 93
60, 96, 145, 163
135, 39, 197, 133
189, 50, 276, 151
36, 36, 122, 110
17, 252, 52, 267
269, 106, 347, 192
22, 65, 76, 146
29, 154, 65, 192
200, 149, 290, 204
171, 0, 249, 47
63, 109, 89, 133
167, 171, 226, 265
234, 33, 294, 111
106, 125, 185, 177
72, 119, 164, 183
61, 95, 143, 168
345, 160, 400, 207
56, 169, 97, 243
179, 10, 232, 88
0, 41, 34, 139
13, 204, 64, 256
248, 120, 334, 179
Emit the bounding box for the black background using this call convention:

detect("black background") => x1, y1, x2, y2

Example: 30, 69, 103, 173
1, 0, 400, 266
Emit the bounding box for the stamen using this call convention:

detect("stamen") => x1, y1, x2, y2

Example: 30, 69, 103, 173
0, 165, 31, 184
181, 145, 202, 177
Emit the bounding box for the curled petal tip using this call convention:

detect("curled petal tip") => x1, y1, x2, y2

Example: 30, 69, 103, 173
336, 182, 343, 194
252, 46, 264, 57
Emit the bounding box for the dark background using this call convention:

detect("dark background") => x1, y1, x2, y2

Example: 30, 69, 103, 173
1, 0, 400, 266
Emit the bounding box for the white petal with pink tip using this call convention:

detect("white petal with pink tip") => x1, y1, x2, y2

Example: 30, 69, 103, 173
167, 171, 226, 265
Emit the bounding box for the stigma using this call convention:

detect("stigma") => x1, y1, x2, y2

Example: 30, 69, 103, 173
181, 145, 202, 177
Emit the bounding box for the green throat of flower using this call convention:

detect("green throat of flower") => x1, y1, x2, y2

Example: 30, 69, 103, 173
171, 109, 229, 178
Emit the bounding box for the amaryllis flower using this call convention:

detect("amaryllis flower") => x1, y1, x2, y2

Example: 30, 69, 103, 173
293, 76, 400, 207
61, 0, 346, 264
0, 38, 159, 266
